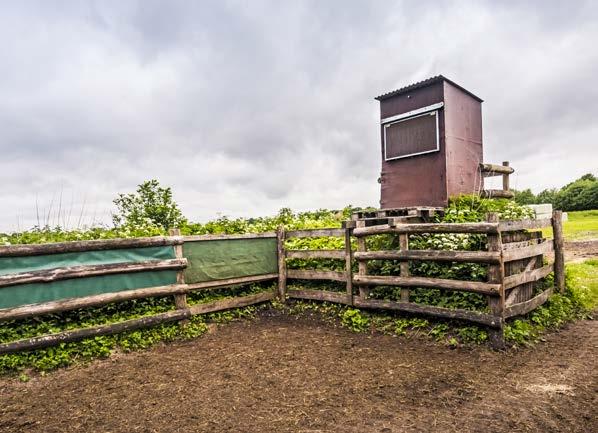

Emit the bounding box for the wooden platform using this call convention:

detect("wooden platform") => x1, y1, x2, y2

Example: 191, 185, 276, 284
349, 207, 445, 227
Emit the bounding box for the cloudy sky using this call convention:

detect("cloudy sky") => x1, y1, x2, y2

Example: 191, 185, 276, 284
1, 0, 597, 232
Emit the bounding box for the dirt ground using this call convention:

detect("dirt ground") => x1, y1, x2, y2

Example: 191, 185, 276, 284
1, 312, 596, 433
565, 239, 598, 262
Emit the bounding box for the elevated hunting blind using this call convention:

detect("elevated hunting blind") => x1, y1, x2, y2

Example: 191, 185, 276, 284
376, 75, 485, 208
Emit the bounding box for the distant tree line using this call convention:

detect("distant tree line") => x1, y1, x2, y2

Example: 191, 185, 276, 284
512, 173, 598, 211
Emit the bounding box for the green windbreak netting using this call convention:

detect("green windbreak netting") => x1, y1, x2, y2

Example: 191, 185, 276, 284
0, 246, 175, 276
0, 246, 177, 310
0, 271, 178, 310
183, 238, 277, 283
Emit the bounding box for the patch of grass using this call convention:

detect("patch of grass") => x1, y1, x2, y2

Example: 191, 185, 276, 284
504, 259, 597, 345
565, 259, 598, 310
542, 210, 598, 240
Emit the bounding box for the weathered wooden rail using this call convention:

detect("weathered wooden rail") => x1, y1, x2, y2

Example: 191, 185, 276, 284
480, 161, 514, 199
0, 210, 565, 353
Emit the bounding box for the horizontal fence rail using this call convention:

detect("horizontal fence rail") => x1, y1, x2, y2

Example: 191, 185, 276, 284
480, 163, 514, 176
0, 236, 183, 257
285, 228, 346, 239
0, 259, 187, 288
353, 249, 501, 264
0, 292, 274, 355
353, 298, 502, 328
182, 232, 277, 241
352, 275, 501, 295
287, 269, 347, 282
352, 222, 499, 237
286, 250, 346, 259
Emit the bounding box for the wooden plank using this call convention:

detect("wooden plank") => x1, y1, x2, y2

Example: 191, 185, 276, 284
188, 291, 274, 315
0, 259, 188, 288
0, 284, 186, 322
285, 228, 345, 239
286, 269, 347, 282
480, 163, 514, 176
501, 238, 543, 250
353, 249, 501, 264
277, 226, 287, 301
353, 298, 501, 328
0, 236, 183, 258
353, 222, 499, 237
182, 232, 276, 242
0, 291, 275, 354
185, 274, 279, 291
352, 275, 500, 295
504, 264, 554, 290
399, 233, 410, 302
344, 228, 354, 306
504, 287, 554, 318
498, 218, 552, 232
502, 231, 543, 305
503, 241, 553, 262
480, 189, 514, 199
285, 250, 345, 259
287, 289, 350, 304
0, 309, 191, 355
552, 210, 565, 293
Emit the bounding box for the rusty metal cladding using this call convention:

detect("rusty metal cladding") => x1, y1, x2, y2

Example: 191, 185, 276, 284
377, 76, 483, 209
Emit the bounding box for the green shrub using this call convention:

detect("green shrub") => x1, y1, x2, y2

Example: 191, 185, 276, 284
512, 173, 598, 211
340, 308, 370, 332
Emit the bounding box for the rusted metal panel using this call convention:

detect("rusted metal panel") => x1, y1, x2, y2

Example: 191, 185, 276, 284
378, 76, 483, 209
379, 80, 444, 119
379, 80, 446, 208
443, 81, 484, 197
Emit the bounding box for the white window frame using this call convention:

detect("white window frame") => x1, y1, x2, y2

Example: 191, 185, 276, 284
382, 102, 442, 161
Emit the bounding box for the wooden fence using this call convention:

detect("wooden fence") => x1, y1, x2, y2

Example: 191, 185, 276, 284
0, 232, 279, 354
0, 211, 564, 353
278, 210, 565, 348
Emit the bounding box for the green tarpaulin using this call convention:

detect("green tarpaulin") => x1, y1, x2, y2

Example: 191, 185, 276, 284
0, 238, 279, 310
0, 271, 178, 310
0, 246, 177, 310
0, 246, 175, 276
183, 238, 277, 283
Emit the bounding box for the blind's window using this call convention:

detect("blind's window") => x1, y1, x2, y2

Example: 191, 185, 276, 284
384, 111, 439, 160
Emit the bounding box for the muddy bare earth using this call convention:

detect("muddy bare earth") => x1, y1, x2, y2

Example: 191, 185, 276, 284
565, 239, 598, 263
1, 313, 596, 433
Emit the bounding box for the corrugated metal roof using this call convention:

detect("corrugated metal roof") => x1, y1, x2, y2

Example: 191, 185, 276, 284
375, 75, 483, 102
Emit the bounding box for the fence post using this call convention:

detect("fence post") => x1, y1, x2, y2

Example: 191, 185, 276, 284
399, 233, 410, 302
169, 228, 189, 325
344, 223, 355, 306
355, 220, 369, 299
277, 226, 287, 302
502, 161, 510, 192
552, 210, 565, 293
486, 213, 505, 349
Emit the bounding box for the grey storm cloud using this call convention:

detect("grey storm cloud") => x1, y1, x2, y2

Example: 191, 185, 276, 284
1, 0, 597, 231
